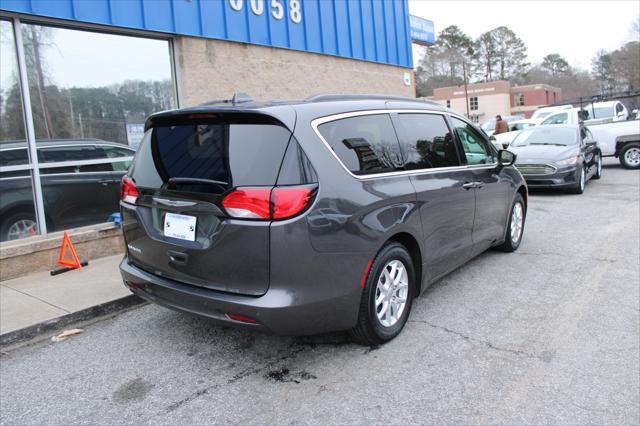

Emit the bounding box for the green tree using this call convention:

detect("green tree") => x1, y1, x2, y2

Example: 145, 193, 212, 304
592, 50, 616, 94
473, 31, 498, 82
610, 41, 640, 91
541, 54, 570, 77
491, 26, 529, 81
432, 25, 474, 82
415, 25, 473, 96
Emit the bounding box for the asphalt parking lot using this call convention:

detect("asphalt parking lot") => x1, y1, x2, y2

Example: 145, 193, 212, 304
1, 158, 638, 425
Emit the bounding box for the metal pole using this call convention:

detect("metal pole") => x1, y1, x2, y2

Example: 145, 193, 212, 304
13, 17, 48, 236
463, 61, 470, 118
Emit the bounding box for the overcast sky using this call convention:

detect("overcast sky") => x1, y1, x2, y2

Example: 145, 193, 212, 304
409, 0, 640, 70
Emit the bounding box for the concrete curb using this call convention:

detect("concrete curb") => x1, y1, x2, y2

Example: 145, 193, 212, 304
0, 295, 146, 348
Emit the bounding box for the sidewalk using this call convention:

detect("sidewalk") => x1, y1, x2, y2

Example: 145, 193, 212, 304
0, 254, 140, 340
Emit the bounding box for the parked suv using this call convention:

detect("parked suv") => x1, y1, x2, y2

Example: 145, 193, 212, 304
119, 94, 528, 344
0, 139, 135, 241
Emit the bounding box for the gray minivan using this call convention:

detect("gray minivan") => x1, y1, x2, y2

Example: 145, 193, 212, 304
119, 94, 528, 345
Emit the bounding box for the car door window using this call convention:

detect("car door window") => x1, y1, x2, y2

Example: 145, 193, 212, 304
102, 145, 134, 172
39, 145, 104, 163
317, 114, 403, 175
541, 113, 568, 125
449, 117, 495, 165
79, 163, 112, 172
395, 113, 460, 170
0, 148, 29, 167
103, 146, 135, 158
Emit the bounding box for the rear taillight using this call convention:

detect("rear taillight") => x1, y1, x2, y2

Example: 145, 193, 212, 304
121, 176, 139, 204
221, 188, 271, 219
271, 187, 314, 219
221, 185, 315, 220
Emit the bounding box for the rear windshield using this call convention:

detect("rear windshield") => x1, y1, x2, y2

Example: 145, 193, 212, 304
130, 117, 291, 193
589, 106, 614, 119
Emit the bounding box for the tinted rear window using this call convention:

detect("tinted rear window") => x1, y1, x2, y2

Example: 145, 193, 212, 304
317, 114, 402, 175
131, 118, 291, 192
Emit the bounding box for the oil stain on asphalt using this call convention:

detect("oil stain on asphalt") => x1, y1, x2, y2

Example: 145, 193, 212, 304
113, 378, 155, 404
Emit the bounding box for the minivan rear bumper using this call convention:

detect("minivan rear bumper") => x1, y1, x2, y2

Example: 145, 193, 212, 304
119, 257, 361, 335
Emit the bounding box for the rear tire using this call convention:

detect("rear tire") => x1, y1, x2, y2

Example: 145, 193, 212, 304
350, 242, 415, 345
495, 193, 525, 252
619, 143, 640, 170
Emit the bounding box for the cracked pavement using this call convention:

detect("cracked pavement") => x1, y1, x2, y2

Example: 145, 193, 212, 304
1, 158, 638, 425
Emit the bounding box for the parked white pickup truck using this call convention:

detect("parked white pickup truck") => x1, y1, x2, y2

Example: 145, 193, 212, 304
539, 107, 640, 169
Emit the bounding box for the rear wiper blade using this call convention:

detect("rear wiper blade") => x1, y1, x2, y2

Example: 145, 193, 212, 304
167, 177, 228, 189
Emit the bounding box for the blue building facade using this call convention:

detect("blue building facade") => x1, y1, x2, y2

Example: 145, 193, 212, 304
1, 0, 414, 68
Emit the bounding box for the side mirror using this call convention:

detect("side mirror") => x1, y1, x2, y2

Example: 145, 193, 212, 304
616, 111, 625, 118
498, 149, 516, 167
586, 140, 598, 147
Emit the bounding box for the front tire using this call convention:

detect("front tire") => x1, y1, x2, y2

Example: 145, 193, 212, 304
619, 143, 640, 169
1, 211, 37, 242
495, 193, 526, 252
592, 153, 602, 180
350, 242, 415, 345
569, 166, 585, 194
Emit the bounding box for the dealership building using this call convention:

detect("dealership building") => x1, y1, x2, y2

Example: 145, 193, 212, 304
0, 0, 433, 274
432, 80, 563, 122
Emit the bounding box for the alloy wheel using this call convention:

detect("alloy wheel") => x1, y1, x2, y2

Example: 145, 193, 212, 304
7, 219, 37, 240
375, 260, 409, 327
510, 202, 524, 244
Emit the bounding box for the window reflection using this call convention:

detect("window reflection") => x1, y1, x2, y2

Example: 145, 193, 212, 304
396, 114, 460, 169
318, 114, 403, 175
0, 20, 37, 241
14, 22, 174, 234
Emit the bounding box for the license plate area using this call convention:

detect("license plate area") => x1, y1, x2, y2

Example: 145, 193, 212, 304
164, 212, 197, 242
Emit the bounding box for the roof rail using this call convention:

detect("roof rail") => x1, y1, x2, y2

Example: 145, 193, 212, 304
199, 92, 254, 106
305, 93, 437, 105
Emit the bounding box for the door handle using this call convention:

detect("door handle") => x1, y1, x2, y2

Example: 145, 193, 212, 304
462, 182, 484, 190
462, 182, 475, 190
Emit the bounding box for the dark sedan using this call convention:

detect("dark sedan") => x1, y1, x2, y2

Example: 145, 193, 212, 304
0, 139, 135, 241
509, 124, 602, 194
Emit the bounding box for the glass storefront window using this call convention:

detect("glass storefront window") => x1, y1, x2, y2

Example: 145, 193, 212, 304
19, 23, 175, 234
0, 19, 37, 242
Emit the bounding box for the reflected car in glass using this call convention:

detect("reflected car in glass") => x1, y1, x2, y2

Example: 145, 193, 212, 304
509, 124, 602, 194
0, 139, 134, 241
119, 94, 528, 345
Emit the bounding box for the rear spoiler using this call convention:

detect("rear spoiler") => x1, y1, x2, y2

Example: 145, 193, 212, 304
145, 107, 296, 132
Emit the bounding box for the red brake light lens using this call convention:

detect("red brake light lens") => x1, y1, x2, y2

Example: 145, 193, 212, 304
222, 185, 315, 220
271, 187, 314, 219
121, 176, 139, 204
221, 188, 271, 219
226, 313, 258, 324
